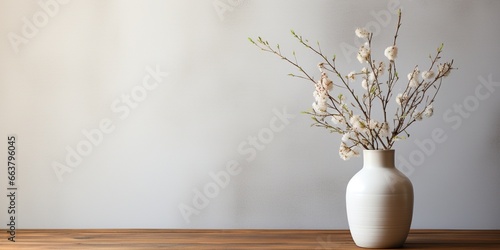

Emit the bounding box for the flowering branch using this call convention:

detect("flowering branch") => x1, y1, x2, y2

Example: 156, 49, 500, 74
249, 10, 455, 160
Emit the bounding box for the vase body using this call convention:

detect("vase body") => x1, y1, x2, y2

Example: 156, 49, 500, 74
346, 150, 413, 248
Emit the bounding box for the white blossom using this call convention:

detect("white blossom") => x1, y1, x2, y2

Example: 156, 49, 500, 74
313, 90, 327, 102
313, 80, 329, 114
361, 67, 369, 74
438, 63, 452, 77
361, 79, 369, 90
355, 27, 370, 39
339, 143, 350, 160
379, 122, 390, 137
407, 69, 420, 88
314, 80, 328, 99
339, 142, 359, 161
368, 119, 379, 130
341, 132, 350, 142
395, 93, 408, 106
421, 70, 435, 80
356, 54, 363, 64
350, 115, 360, 125
368, 72, 376, 82
332, 114, 346, 125
424, 105, 434, 117
321, 73, 333, 91
412, 110, 423, 121
347, 71, 356, 80
350, 115, 368, 133
312, 102, 327, 114
396, 94, 402, 105
357, 43, 370, 63
313, 90, 319, 100
384, 46, 398, 61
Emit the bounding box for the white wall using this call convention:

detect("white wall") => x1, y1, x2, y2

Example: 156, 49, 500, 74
0, 0, 499, 229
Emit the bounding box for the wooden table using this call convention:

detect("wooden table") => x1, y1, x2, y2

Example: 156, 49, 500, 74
0, 230, 499, 249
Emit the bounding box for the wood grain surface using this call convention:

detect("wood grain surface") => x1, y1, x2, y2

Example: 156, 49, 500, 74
0, 229, 498, 249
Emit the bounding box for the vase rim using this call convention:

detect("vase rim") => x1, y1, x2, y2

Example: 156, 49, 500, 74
363, 149, 395, 152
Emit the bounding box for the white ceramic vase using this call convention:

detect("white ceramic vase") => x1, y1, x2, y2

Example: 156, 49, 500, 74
346, 150, 413, 248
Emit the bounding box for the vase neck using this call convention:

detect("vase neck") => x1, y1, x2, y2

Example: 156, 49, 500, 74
363, 150, 395, 169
